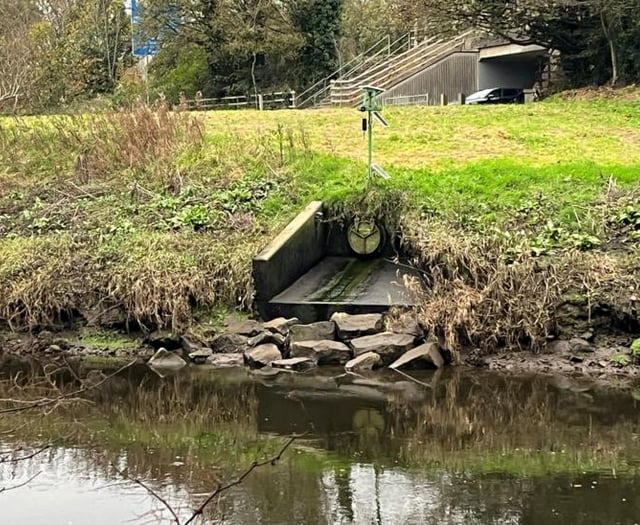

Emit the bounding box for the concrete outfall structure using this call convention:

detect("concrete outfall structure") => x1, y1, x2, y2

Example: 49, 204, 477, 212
252, 202, 421, 323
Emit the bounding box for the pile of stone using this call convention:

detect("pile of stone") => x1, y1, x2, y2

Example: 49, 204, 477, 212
236, 312, 445, 373
146, 312, 447, 373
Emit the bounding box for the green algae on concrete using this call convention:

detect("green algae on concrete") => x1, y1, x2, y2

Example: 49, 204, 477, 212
310, 258, 381, 302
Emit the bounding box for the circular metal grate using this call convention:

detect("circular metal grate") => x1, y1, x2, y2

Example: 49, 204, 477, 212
347, 219, 383, 256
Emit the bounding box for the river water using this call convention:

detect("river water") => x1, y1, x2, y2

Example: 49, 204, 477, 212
1, 361, 639, 524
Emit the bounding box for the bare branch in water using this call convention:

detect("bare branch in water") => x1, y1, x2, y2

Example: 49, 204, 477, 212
112, 466, 182, 525
183, 433, 300, 525
0, 445, 51, 464
0, 360, 136, 415
112, 433, 301, 525
0, 472, 42, 494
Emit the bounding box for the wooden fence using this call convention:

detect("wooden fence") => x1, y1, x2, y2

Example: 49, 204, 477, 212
180, 91, 296, 111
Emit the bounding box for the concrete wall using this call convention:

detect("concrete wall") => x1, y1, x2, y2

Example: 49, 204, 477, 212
253, 201, 326, 307
478, 58, 538, 90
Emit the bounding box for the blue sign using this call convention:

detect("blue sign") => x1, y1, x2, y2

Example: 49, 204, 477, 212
131, 0, 158, 57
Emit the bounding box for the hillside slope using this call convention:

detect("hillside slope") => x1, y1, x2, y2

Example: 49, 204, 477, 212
0, 100, 638, 352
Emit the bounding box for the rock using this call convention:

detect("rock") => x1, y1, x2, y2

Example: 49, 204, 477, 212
148, 348, 187, 369
331, 313, 384, 340
546, 340, 571, 354
207, 354, 244, 368
569, 338, 593, 352
569, 354, 584, 363
211, 333, 249, 354
247, 331, 286, 348
180, 334, 205, 354
188, 348, 213, 364
46, 344, 63, 354
243, 344, 282, 368
350, 332, 415, 366
389, 342, 444, 370
290, 340, 352, 365
385, 315, 424, 338
289, 321, 336, 343
272, 357, 317, 372
263, 317, 300, 335
579, 331, 595, 342
225, 319, 263, 337
549, 375, 592, 393
145, 330, 181, 350
250, 367, 281, 378
345, 352, 382, 372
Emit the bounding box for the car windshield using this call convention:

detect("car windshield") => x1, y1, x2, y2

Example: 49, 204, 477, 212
467, 89, 496, 99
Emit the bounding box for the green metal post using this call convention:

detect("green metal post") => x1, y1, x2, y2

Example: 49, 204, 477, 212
360, 86, 385, 183
368, 97, 373, 181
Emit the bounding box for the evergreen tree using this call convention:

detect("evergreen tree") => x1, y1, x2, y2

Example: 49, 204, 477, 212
290, 0, 343, 85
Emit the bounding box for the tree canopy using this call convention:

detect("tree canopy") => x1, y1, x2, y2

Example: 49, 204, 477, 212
2, 0, 640, 113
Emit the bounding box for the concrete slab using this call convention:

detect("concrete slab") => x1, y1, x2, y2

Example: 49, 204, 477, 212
479, 43, 547, 61
265, 256, 422, 322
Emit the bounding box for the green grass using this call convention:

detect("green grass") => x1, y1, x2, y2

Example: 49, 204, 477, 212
0, 98, 639, 331
199, 101, 640, 234
65, 328, 141, 351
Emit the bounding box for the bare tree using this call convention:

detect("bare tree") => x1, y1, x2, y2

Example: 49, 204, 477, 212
0, 0, 40, 111
587, 0, 635, 85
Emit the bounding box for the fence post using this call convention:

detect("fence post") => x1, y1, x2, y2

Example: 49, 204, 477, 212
289, 91, 296, 109
258, 94, 264, 111
458, 93, 466, 105
440, 93, 448, 106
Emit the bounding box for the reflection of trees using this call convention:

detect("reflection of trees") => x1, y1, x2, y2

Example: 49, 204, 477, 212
0, 364, 309, 524
385, 370, 640, 471
3, 361, 640, 524
302, 368, 640, 472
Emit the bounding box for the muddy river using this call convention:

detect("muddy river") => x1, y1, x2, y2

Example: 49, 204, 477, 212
1, 360, 639, 524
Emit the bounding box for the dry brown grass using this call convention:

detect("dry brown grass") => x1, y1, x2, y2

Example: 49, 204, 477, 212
0, 102, 204, 186
65, 103, 204, 184
0, 104, 279, 333
403, 219, 640, 358
552, 84, 640, 102
0, 232, 256, 332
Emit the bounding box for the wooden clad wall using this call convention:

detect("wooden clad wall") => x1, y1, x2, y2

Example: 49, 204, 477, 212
380, 52, 478, 106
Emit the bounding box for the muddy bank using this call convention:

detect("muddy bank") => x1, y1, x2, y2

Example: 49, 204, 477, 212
1, 310, 639, 386
466, 341, 640, 383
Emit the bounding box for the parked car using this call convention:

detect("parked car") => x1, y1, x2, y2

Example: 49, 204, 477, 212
466, 88, 524, 105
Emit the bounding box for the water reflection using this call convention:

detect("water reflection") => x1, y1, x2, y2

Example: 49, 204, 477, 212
1, 360, 640, 524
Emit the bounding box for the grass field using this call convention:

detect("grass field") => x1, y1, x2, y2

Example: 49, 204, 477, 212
198, 101, 640, 220
0, 98, 639, 340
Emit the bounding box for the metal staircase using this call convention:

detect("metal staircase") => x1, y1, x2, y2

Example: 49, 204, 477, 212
329, 30, 475, 107
295, 30, 474, 108
295, 33, 414, 109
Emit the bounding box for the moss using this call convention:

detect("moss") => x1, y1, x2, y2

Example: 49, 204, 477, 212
68, 328, 140, 350
310, 259, 380, 302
